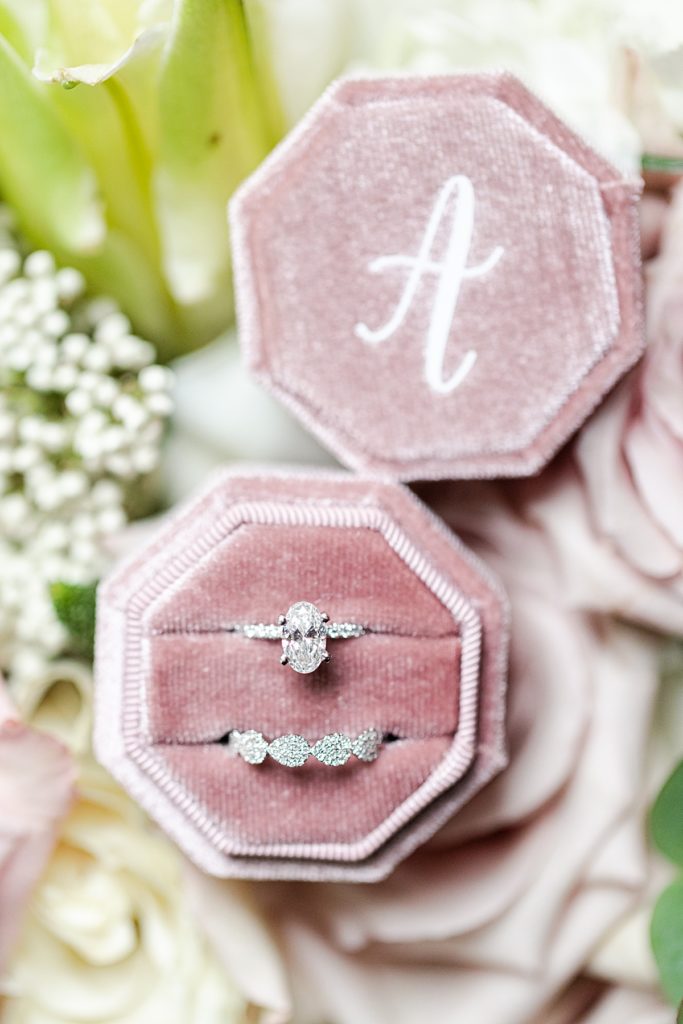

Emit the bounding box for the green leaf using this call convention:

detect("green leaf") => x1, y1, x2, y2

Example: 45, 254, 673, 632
0, 3, 32, 64
50, 581, 98, 661
652, 879, 683, 1005
155, 0, 271, 306
652, 760, 683, 866
642, 153, 683, 174
0, 34, 105, 252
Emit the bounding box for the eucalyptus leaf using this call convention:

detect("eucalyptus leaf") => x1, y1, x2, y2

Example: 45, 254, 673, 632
652, 879, 683, 1005
652, 760, 683, 866
50, 581, 98, 661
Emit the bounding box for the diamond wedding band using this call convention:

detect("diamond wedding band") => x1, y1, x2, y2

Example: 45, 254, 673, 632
230, 727, 382, 767
239, 600, 365, 674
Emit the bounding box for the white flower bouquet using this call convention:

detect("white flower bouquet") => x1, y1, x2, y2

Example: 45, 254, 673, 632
1, 3, 683, 1023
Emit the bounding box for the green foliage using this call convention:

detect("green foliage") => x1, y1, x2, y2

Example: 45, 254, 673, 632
641, 153, 683, 174
50, 581, 98, 661
652, 879, 683, 1004
651, 759, 683, 1005
652, 761, 683, 866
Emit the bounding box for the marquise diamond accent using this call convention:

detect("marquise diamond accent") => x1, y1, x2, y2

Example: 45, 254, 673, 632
312, 732, 352, 767
352, 727, 382, 762
268, 733, 311, 767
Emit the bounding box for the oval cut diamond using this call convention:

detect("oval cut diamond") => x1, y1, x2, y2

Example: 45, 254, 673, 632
282, 601, 328, 674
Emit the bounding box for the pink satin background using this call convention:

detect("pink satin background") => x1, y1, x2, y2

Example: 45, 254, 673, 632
94, 468, 508, 880
232, 72, 643, 480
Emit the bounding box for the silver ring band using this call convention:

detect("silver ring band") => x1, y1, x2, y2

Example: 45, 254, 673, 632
230, 727, 382, 767
239, 600, 365, 674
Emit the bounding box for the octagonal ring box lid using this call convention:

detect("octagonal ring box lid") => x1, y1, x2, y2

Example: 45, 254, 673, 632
230, 71, 644, 481
94, 468, 508, 882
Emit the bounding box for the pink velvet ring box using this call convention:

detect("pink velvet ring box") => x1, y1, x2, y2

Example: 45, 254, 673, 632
230, 71, 644, 481
95, 469, 508, 881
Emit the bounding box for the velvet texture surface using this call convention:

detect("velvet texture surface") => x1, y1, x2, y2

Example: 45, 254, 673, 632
231, 72, 643, 480
94, 469, 508, 881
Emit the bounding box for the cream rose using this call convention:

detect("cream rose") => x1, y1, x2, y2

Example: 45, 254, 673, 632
1, 662, 247, 1024
0, 678, 74, 973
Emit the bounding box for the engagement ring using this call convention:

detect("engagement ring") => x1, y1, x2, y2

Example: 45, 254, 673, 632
239, 600, 365, 674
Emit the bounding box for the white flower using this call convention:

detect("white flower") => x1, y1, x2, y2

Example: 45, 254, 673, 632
245, 0, 683, 172
0, 210, 172, 680
1, 662, 247, 1024
163, 331, 332, 503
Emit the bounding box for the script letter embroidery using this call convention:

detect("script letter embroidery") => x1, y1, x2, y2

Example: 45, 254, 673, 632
354, 175, 503, 394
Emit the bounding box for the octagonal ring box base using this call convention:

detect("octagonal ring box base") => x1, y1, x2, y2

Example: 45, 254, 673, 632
94, 469, 508, 882
231, 71, 644, 481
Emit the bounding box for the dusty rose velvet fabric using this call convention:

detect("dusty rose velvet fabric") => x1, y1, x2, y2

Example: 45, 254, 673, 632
95, 469, 508, 881
231, 72, 643, 480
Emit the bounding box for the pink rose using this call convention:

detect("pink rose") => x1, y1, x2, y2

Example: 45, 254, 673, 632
576, 179, 683, 617
456, 184, 683, 640
185, 488, 660, 1023
543, 979, 671, 1023
0, 680, 75, 970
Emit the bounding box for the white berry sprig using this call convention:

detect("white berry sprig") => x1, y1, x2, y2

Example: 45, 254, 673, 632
0, 207, 173, 680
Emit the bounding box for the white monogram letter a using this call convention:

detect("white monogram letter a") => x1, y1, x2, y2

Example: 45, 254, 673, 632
354, 175, 503, 395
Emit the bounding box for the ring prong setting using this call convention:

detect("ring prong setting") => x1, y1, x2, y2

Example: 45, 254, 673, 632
242, 602, 364, 674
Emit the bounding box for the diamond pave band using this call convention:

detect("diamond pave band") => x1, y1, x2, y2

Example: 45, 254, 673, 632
239, 600, 365, 674
231, 728, 382, 768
